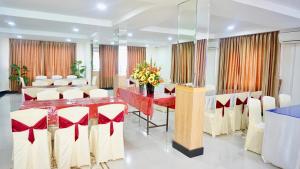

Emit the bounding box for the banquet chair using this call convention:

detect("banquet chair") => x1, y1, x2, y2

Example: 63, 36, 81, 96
250, 91, 263, 100
204, 94, 235, 137
234, 92, 250, 130
90, 104, 126, 163
54, 79, 69, 86
245, 98, 265, 154
92, 76, 97, 86
89, 89, 109, 98
35, 75, 47, 80
32, 80, 49, 87
279, 94, 291, 107
20, 77, 26, 87
262, 96, 276, 120
66, 75, 77, 80
164, 83, 175, 95
63, 89, 83, 99
51, 75, 63, 80
11, 108, 51, 169
54, 107, 90, 169
37, 90, 60, 101
72, 79, 88, 86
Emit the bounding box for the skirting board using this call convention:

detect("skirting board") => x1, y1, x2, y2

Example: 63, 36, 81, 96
0, 90, 17, 98
172, 140, 204, 158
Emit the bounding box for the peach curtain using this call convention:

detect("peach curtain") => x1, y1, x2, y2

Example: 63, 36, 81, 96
171, 41, 194, 83
217, 31, 280, 97
9, 39, 43, 91
127, 46, 146, 76
99, 45, 118, 88
194, 39, 207, 87
42, 42, 76, 77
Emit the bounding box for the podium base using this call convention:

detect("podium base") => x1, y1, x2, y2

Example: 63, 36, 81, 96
172, 140, 204, 158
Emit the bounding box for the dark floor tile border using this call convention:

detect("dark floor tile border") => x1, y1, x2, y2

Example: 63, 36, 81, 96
172, 140, 204, 158
0, 90, 18, 98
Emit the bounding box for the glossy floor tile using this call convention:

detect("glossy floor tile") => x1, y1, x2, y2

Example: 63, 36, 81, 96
0, 94, 278, 169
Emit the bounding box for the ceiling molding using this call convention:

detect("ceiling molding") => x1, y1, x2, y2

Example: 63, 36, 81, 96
0, 27, 89, 39
232, 0, 300, 19
141, 26, 195, 36
0, 7, 113, 27
211, 27, 279, 39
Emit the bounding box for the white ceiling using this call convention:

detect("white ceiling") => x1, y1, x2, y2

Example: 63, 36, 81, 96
0, 0, 299, 46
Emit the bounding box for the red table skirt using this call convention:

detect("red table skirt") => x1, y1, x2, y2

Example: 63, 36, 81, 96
20, 97, 128, 125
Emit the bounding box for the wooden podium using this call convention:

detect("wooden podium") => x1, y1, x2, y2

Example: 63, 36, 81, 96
172, 85, 206, 157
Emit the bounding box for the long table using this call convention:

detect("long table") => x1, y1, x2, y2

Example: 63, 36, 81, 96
117, 87, 175, 135
262, 105, 300, 169
20, 97, 128, 125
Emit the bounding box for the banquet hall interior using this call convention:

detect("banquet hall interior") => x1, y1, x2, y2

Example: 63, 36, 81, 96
0, 0, 300, 168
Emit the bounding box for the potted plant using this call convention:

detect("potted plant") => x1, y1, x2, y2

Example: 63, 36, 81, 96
9, 64, 29, 87
71, 60, 86, 78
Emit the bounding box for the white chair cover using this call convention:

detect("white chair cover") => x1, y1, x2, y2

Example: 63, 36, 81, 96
234, 92, 249, 130
89, 89, 109, 98
90, 104, 125, 163
279, 94, 291, 108
54, 107, 90, 169
37, 90, 59, 101
204, 94, 235, 137
92, 76, 97, 86
20, 77, 26, 87
11, 108, 51, 169
54, 79, 69, 86
35, 76, 47, 80
32, 80, 50, 87
51, 75, 63, 80
262, 96, 276, 120
245, 98, 265, 154
250, 91, 262, 100
72, 79, 87, 86
66, 75, 77, 80
63, 89, 83, 99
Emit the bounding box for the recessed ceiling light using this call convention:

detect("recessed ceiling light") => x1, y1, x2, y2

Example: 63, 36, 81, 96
227, 25, 235, 31
66, 38, 72, 42
97, 3, 107, 10
168, 37, 173, 41
7, 21, 16, 26
127, 33, 133, 37
17, 35, 22, 39
73, 28, 79, 32
110, 42, 115, 45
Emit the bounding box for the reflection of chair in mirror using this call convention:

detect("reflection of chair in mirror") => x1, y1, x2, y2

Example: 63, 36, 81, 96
72, 79, 87, 86
279, 94, 291, 107
66, 75, 77, 80
89, 89, 109, 98
37, 90, 59, 101
54, 79, 69, 86
32, 80, 49, 87
51, 75, 62, 80
63, 89, 83, 99
92, 76, 97, 86
35, 75, 47, 80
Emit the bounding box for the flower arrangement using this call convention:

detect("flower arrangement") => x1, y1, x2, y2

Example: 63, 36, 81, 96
131, 61, 163, 87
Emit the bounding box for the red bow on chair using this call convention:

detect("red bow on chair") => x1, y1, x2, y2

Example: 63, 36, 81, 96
12, 116, 47, 144
236, 98, 248, 114
59, 114, 88, 141
24, 94, 37, 101
164, 88, 175, 95
216, 100, 231, 117
98, 111, 124, 136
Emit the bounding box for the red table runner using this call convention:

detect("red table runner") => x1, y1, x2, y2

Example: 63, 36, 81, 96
116, 87, 175, 117
20, 97, 128, 125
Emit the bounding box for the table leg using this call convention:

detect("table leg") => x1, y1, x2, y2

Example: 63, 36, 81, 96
147, 115, 149, 135
166, 107, 169, 132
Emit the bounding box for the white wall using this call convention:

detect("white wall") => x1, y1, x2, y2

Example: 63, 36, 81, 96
146, 45, 172, 82
205, 39, 219, 88
76, 40, 91, 83
0, 37, 10, 92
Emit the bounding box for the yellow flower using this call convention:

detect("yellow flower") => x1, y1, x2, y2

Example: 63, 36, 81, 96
148, 76, 155, 83
141, 76, 146, 81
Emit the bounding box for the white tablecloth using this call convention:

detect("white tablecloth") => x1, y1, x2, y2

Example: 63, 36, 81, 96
262, 107, 300, 169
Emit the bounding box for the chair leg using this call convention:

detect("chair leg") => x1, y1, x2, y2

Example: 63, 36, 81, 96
166, 107, 169, 132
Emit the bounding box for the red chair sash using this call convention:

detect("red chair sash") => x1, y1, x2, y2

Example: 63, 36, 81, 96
216, 100, 231, 117
83, 93, 89, 98
58, 114, 88, 141
24, 93, 37, 101
129, 80, 135, 85
236, 97, 248, 114
12, 116, 47, 144
98, 111, 124, 136
164, 88, 175, 95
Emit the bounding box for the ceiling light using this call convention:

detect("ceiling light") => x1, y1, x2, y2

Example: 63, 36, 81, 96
7, 21, 16, 26
168, 37, 173, 41
227, 25, 235, 31
17, 35, 22, 39
66, 38, 72, 42
73, 28, 79, 32
97, 3, 107, 10
127, 33, 133, 37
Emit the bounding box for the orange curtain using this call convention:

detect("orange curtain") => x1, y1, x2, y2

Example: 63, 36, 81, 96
171, 41, 194, 83
127, 46, 146, 76
9, 39, 43, 91
99, 45, 118, 88
194, 39, 207, 87
43, 42, 76, 77
217, 31, 280, 97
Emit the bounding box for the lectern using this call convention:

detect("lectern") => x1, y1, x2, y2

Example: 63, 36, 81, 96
172, 85, 206, 157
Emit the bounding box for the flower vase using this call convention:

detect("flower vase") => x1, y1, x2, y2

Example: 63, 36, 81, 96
146, 83, 155, 96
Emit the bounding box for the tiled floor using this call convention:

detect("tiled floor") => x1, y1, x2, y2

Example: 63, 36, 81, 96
0, 94, 278, 169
